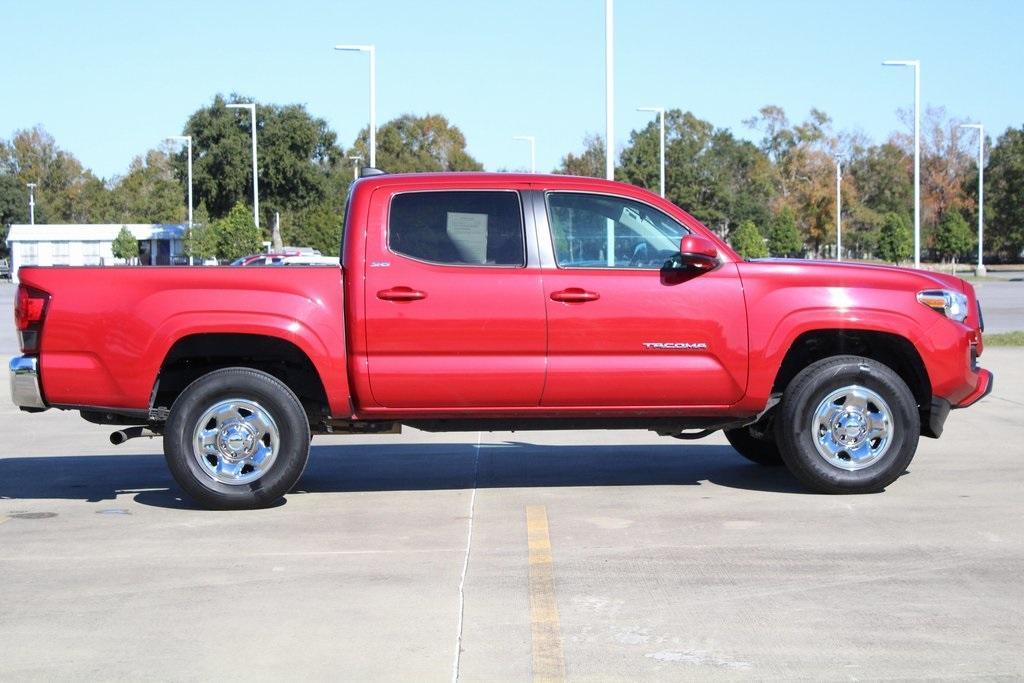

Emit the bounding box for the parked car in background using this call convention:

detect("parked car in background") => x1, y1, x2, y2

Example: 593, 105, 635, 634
0, 258, 10, 280
231, 247, 322, 267
278, 255, 340, 266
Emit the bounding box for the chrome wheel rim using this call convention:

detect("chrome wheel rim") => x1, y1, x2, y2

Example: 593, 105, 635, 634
811, 385, 893, 471
192, 398, 279, 486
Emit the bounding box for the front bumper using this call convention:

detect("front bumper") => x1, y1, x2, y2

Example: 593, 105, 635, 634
955, 367, 993, 409
9, 356, 47, 411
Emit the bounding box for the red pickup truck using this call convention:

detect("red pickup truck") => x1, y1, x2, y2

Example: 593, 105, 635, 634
11, 172, 992, 509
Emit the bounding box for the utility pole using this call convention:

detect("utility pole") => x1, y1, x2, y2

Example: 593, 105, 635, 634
605, 0, 614, 181
512, 136, 536, 173
26, 183, 36, 225
226, 103, 260, 228
637, 107, 666, 197
167, 136, 193, 229
960, 123, 986, 276
335, 45, 377, 168
883, 59, 921, 267
835, 157, 842, 261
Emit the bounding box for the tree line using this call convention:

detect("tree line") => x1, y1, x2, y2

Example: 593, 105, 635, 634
2, 94, 1023, 263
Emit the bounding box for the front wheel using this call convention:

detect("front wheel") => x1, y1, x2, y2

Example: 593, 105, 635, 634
163, 368, 311, 509
775, 355, 920, 494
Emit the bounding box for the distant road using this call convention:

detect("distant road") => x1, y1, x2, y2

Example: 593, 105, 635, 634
973, 280, 1024, 333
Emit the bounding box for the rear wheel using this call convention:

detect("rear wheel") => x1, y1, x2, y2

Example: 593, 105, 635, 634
775, 355, 920, 494
163, 367, 311, 509
724, 424, 784, 466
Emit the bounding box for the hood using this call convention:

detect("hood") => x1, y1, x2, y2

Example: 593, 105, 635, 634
749, 258, 968, 292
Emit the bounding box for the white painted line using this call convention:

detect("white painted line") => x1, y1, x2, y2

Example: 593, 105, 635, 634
451, 433, 481, 683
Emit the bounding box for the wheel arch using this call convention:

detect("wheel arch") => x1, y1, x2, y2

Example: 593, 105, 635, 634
153, 333, 331, 424
770, 329, 933, 433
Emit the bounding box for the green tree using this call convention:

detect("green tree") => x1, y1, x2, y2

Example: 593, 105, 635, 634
745, 106, 837, 255
730, 220, 768, 258
0, 126, 111, 223
0, 173, 31, 226
112, 226, 139, 262
183, 203, 218, 262
284, 203, 344, 256
109, 148, 183, 223
934, 209, 974, 265
556, 134, 606, 177
180, 94, 343, 223
766, 206, 802, 256
618, 110, 774, 235
986, 126, 1024, 258
212, 202, 262, 260
847, 142, 912, 218
348, 114, 483, 174
877, 212, 913, 264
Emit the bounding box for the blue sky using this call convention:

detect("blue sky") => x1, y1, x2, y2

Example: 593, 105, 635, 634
4, 0, 1022, 180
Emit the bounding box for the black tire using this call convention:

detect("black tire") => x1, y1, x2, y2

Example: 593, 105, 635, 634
724, 425, 784, 466
163, 367, 311, 509
775, 355, 920, 494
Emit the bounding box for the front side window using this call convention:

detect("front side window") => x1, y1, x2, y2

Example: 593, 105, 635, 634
389, 191, 525, 266
547, 192, 689, 269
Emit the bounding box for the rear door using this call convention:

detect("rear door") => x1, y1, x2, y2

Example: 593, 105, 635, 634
363, 188, 546, 409
536, 191, 748, 407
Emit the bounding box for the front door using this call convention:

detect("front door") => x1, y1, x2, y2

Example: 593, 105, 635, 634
364, 188, 546, 409
538, 191, 748, 407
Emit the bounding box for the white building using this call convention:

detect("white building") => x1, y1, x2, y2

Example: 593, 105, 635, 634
5, 224, 187, 283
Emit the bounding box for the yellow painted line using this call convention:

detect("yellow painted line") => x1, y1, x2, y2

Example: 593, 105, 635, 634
0, 517, 8, 525
527, 505, 566, 683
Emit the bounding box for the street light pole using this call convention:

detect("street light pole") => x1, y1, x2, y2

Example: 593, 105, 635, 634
335, 44, 376, 168
226, 102, 259, 228
349, 155, 363, 180
835, 157, 842, 261
26, 183, 36, 225
605, 0, 614, 181
960, 123, 986, 276
512, 136, 536, 173
883, 59, 921, 267
637, 107, 666, 197
167, 136, 193, 229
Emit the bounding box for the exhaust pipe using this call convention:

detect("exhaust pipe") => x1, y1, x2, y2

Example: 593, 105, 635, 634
110, 426, 159, 445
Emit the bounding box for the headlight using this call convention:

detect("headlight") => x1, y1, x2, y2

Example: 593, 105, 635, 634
917, 289, 969, 323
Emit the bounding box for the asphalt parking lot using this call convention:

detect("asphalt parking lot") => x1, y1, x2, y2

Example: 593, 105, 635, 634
1, 281, 1021, 680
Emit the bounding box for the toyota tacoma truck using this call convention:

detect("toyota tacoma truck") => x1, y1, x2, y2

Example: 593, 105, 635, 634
10, 172, 992, 509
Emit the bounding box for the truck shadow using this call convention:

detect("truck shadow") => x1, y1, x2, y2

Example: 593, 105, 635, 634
0, 442, 809, 510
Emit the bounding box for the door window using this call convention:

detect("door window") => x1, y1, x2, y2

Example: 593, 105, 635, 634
546, 192, 688, 269
388, 191, 525, 266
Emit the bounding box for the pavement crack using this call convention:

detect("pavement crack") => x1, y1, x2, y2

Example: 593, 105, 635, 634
451, 433, 481, 683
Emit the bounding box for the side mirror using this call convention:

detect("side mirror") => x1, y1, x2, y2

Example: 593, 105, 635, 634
677, 235, 719, 270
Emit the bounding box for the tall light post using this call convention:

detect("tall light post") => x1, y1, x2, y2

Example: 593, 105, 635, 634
960, 123, 986, 276
637, 107, 665, 197
605, 0, 614, 181
226, 102, 259, 228
335, 44, 376, 168
26, 183, 36, 225
512, 136, 536, 173
167, 135, 193, 229
349, 155, 363, 180
883, 59, 921, 267
835, 156, 843, 261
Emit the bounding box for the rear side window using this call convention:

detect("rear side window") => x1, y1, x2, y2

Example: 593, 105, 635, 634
388, 191, 525, 266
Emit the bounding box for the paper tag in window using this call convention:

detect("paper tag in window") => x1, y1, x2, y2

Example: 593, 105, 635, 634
446, 212, 488, 264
